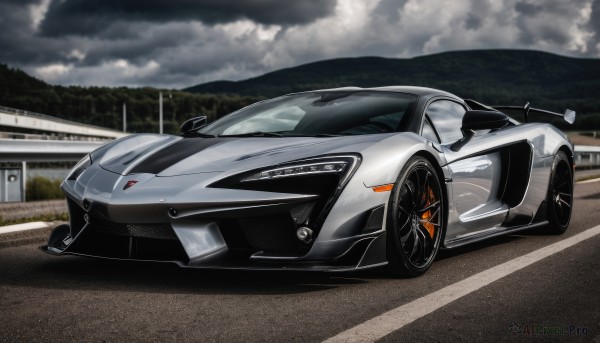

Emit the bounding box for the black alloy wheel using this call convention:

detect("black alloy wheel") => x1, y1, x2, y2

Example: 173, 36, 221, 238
386, 156, 444, 277
546, 151, 573, 234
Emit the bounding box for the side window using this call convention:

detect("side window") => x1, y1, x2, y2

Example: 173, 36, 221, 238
426, 100, 467, 143
421, 117, 440, 143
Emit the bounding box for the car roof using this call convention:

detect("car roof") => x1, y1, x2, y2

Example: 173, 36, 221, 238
290, 86, 463, 102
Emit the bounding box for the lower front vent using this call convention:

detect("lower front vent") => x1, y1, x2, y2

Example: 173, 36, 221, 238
67, 218, 188, 263
89, 219, 177, 240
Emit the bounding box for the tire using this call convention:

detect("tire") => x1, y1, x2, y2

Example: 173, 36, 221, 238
546, 150, 573, 234
386, 156, 445, 277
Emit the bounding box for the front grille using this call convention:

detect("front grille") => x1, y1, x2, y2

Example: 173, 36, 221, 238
88, 220, 177, 240
67, 216, 188, 263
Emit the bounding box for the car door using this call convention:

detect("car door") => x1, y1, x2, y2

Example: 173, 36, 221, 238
422, 99, 508, 242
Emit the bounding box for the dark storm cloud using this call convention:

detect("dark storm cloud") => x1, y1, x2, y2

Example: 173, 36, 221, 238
591, 0, 600, 39
39, 0, 336, 37
1, 0, 40, 5
0, 0, 67, 65
513, 0, 579, 46
372, 0, 408, 22
514, 2, 543, 16
0, 0, 598, 89
464, 13, 482, 30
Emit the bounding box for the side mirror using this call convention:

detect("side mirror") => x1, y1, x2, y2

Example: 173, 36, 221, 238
451, 110, 509, 152
180, 116, 208, 136
461, 110, 509, 133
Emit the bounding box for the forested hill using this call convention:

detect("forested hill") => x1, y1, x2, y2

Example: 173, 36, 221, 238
2, 49, 600, 133
0, 64, 259, 134
185, 50, 600, 129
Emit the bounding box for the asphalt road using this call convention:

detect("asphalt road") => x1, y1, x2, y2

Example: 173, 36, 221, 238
1, 182, 599, 342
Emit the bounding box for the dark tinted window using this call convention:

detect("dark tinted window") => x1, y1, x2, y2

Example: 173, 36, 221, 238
199, 92, 417, 137
427, 100, 466, 143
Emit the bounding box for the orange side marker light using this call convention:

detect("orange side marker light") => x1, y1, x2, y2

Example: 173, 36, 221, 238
371, 184, 394, 192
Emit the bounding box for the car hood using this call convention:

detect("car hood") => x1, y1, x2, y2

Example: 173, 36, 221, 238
96, 134, 396, 177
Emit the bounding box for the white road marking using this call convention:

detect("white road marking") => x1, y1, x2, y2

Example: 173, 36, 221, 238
576, 177, 600, 184
323, 225, 600, 343
0, 221, 50, 235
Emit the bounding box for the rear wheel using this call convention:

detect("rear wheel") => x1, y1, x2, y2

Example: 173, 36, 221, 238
386, 156, 445, 277
546, 151, 573, 234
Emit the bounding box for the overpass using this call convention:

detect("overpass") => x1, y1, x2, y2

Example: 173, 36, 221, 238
0, 139, 105, 162
0, 105, 128, 140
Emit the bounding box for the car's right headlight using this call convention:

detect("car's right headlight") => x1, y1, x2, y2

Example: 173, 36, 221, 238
241, 160, 350, 182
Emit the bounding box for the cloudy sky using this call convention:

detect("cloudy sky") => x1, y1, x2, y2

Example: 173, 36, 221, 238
1, 0, 597, 89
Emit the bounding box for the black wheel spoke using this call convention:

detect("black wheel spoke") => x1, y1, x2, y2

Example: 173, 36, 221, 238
398, 205, 411, 216
392, 160, 444, 271
551, 160, 572, 228
398, 215, 412, 243
558, 192, 571, 199
404, 182, 417, 211
409, 229, 420, 260
558, 198, 571, 208
418, 171, 430, 208
420, 207, 441, 226
416, 228, 428, 262
556, 179, 568, 189
417, 200, 440, 213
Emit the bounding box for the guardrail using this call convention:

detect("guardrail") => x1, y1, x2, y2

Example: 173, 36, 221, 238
0, 105, 128, 139
574, 145, 600, 169
0, 105, 121, 133
0, 139, 105, 162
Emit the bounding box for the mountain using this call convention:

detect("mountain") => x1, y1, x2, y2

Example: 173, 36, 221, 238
184, 50, 600, 122
0, 63, 259, 134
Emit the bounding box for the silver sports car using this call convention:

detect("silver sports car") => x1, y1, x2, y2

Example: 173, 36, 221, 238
42, 86, 575, 276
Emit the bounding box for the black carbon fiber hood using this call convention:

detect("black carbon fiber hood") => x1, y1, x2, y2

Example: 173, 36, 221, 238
96, 133, 394, 176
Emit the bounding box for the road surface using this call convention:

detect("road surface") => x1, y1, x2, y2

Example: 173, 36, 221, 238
1, 182, 599, 342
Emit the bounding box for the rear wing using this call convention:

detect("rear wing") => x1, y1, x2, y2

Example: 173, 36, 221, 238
492, 103, 576, 124
465, 99, 575, 124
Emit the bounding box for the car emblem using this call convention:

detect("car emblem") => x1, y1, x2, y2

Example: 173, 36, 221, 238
123, 180, 138, 190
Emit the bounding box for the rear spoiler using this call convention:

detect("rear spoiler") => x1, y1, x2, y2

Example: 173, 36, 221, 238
491, 102, 576, 124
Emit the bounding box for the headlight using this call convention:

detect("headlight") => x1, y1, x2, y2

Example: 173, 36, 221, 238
66, 155, 91, 181
209, 155, 361, 232
242, 160, 349, 182
210, 154, 361, 192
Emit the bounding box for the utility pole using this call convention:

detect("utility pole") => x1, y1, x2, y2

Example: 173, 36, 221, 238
122, 103, 127, 132
21, 161, 26, 202
159, 92, 163, 134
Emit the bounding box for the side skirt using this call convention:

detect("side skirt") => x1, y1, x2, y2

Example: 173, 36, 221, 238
441, 221, 549, 249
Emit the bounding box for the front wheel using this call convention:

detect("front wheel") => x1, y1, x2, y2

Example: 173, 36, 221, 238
386, 156, 445, 277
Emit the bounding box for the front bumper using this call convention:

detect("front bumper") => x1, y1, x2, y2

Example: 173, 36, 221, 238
42, 159, 389, 271
41, 195, 388, 271
41, 221, 387, 272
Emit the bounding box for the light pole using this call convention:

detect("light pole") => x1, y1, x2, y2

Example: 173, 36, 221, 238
122, 102, 127, 132
159, 92, 163, 134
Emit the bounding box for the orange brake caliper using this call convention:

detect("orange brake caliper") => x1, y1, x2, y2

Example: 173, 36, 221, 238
421, 187, 436, 239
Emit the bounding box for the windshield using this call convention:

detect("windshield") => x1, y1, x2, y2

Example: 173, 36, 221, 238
198, 91, 417, 137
